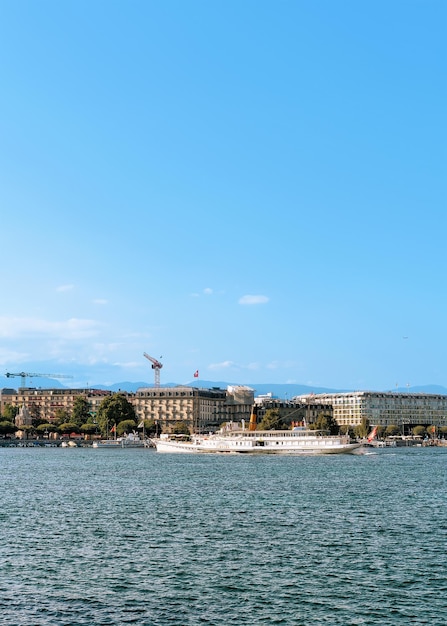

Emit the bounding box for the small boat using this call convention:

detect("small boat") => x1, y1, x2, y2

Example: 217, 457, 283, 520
93, 432, 146, 448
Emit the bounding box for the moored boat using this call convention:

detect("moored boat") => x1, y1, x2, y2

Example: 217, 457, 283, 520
93, 433, 146, 448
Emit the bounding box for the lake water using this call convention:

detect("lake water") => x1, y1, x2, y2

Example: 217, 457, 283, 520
0, 446, 446, 625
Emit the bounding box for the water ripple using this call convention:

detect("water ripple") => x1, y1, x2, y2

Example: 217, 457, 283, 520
0, 447, 446, 624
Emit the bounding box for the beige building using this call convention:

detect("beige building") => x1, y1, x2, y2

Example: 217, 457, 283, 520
296, 391, 447, 430
133, 385, 254, 433
0, 387, 112, 423
0, 385, 254, 433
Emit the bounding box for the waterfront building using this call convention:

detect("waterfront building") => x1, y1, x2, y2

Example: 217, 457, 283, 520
0, 387, 112, 423
0, 385, 254, 434
255, 397, 333, 425
133, 385, 254, 433
295, 391, 447, 430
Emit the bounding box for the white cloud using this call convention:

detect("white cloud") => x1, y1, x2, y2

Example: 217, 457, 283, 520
238, 294, 269, 305
56, 284, 75, 292
209, 360, 237, 370
93, 298, 108, 305
203, 287, 213, 295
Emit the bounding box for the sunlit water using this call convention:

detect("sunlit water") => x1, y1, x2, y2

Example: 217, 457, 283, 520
0, 446, 446, 625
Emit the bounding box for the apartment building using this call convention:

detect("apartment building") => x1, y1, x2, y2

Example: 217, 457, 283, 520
0, 387, 113, 423
295, 391, 447, 429
0, 385, 254, 433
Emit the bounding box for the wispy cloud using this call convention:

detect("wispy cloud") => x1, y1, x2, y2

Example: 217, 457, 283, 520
203, 287, 213, 295
209, 360, 237, 370
238, 294, 269, 305
0, 316, 101, 340
56, 284, 75, 292
93, 298, 108, 305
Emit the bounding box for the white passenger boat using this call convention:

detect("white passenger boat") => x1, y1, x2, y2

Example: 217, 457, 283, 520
151, 427, 361, 455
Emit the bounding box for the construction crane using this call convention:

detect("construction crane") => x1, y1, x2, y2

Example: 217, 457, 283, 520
5, 372, 73, 389
143, 353, 163, 387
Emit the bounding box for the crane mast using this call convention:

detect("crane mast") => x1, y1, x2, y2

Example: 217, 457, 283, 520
143, 353, 163, 388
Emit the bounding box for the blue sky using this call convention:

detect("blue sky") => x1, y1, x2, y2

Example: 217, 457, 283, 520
0, 0, 445, 391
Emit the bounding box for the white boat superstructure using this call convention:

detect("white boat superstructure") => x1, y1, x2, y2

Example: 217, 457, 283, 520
152, 427, 361, 455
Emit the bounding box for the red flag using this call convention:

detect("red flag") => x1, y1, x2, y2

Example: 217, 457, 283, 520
110, 424, 116, 433
367, 425, 378, 443
194, 370, 199, 378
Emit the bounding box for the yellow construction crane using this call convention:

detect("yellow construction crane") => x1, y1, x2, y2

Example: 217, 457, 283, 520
143, 353, 163, 387
5, 372, 73, 389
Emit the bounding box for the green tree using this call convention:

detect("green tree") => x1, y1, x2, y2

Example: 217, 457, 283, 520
36, 423, 58, 436
2, 404, 18, 421
171, 421, 190, 435
385, 424, 400, 437
80, 423, 98, 437
412, 425, 426, 438
0, 420, 17, 436
257, 409, 288, 430
117, 419, 137, 436
97, 394, 136, 436
311, 412, 339, 435
54, 407, 70, 425
138, 419, 157, 436
59, 422, 80, 435
355, 417, 370, 439
72, 396, 91, 426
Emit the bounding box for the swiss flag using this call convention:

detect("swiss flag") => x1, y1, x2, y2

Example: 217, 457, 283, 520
194, 370, 199, 378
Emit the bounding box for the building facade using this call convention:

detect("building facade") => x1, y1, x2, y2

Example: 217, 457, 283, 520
0, 387, 113, 423
0, 385, 254, 433
255, 397, 333, 425
133, 385, 254, 433
296, 392, 447, 430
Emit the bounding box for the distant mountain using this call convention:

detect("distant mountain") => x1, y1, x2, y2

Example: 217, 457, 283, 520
1, 376, 447, 397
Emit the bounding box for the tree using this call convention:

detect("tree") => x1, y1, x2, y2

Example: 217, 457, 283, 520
138, 419, 157, 436
257, 409, 288, 430
54, 408, 70, 425
355, 417, 370, 439
2, 404, 18, 421
59, 422, 80, 435
171, 421, 190, 435
311, 412, 339, 435
36, 423, 58, 436
117, 419, 137, 436
412, 425, 426, 438
72, 396, 91, 426
385, 424, 400, 437
80, 423, 98, 437
97, 394, 136, 436
0, 420, 17, 436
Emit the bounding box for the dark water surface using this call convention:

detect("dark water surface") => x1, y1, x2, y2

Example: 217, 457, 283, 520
0, 447, 446, 625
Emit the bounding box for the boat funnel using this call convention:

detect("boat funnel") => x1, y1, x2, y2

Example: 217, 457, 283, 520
248, 405, 258, 431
